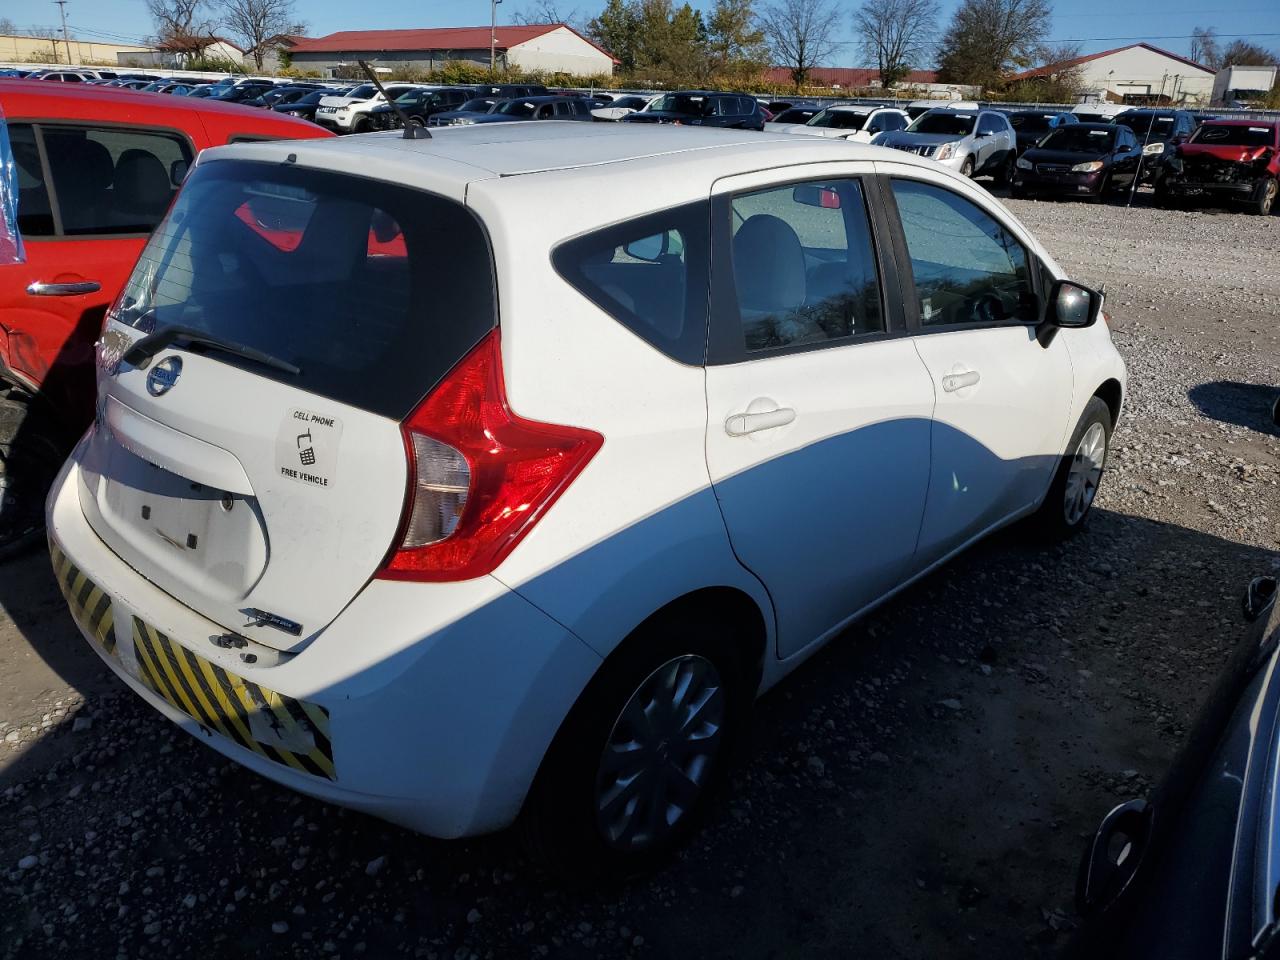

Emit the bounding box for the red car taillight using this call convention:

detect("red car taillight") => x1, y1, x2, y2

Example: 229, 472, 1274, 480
378, 330, 603, 582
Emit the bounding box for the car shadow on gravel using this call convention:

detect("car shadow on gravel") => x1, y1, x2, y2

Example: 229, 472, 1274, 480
4, 506, 1277, 960
1188, 380, 1280, 436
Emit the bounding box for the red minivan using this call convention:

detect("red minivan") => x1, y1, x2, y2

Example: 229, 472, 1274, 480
0, 81, 331, 555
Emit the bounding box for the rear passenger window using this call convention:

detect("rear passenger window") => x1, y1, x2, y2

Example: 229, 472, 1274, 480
728, 179, 884, 352
8, 124, 54, 237
553, 203, 709, 365
891, 179, 1034, 327
41, 125, 192, 235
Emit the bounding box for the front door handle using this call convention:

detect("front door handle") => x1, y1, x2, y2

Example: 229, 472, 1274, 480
27, 280, 102, 297
725, 407, 796, 437
941, 370, 980, 393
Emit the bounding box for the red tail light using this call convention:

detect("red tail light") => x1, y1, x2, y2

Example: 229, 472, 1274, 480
378, 330, 603, 582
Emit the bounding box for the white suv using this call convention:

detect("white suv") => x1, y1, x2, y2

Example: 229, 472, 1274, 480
769, 103, 911, 142
315, 82, 427, 133
49, 124, 1125, 876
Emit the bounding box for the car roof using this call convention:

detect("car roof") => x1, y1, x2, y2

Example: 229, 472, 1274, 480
212, 122, 937, 200
1198, 118, 1279, 127
0, 78, 324, 134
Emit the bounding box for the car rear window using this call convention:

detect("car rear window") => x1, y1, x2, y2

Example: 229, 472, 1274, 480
110, 159, 496, 419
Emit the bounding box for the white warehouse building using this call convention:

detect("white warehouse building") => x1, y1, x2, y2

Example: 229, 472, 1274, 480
287, 25, 617, 78
1013, 43, 1216, 106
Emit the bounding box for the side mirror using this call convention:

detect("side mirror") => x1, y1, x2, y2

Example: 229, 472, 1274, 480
624, 232, 669, 262
1046, 279, 1101, 328
1245, 577, 1278, 623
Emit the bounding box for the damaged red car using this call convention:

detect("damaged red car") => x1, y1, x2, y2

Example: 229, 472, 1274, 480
0, 80, 330, 555
1159, 119, 1280, 215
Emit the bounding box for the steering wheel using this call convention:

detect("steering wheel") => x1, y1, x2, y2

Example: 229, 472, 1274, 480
969, 293, 1006, 325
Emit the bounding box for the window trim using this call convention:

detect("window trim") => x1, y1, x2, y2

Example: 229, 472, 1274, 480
550, 199, 711, 367
706, 173, 906, 365
10, 118, 196, 242
880, 175, 1044, 336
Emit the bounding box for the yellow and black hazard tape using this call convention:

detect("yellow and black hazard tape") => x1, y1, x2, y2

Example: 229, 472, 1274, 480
131, 617, 336, 781
48, 539, 335, 782
50, 540, 116, 654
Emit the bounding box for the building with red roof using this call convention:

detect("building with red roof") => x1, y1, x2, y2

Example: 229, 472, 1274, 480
1011, 43, 1215, 105
288, 25, 617, 77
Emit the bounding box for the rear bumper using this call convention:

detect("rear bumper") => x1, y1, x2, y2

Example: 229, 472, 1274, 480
47, 454, 602, 838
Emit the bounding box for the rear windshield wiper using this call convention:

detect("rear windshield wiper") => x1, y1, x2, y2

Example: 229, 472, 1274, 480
122, 325, 301, 376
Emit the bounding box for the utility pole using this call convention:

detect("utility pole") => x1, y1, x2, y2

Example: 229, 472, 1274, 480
490, 0, 502, 72
54, 0, 75, 65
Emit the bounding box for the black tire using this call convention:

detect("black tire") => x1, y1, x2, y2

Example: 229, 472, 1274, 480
408, 115, 425, 127
352, 117, 371, 134
518, 611, 752, 882
0, 394, 67, 561
993, 154, 1014, 187
1030, 396, 1112, 540
1252, 177, 1278, 216
1089, 173, 1110, 204
1009, 182, 1025, 199
960, 156, 975, 178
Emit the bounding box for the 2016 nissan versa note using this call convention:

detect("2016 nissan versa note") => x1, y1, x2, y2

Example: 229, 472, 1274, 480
48, 123, 1126, 877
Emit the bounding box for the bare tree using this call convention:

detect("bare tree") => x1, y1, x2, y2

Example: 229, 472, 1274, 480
759, 0, 839, 87
512, 0, 581, 25
853, 0, 939, 88
1219, 38, 1278, 67
220, 0, 298, 68
1189, 26, 1219, 69
148, 0, 213, 51
0, 18, 17, 35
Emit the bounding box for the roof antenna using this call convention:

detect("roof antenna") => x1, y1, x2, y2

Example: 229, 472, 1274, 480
357, 59, 431, 139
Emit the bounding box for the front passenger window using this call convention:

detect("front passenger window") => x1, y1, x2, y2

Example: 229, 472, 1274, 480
729, 179, 884, 352
891, 179, 1034, 327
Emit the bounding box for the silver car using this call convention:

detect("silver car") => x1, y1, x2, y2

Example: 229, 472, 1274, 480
873, 108, 1017, 183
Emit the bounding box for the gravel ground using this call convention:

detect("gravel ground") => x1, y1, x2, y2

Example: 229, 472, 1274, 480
1, 194, 1278, 960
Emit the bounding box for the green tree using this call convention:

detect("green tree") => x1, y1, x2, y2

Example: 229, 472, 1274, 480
707, 0, 769, 73
588, 0, 641, 70
935, 0, 1051, 87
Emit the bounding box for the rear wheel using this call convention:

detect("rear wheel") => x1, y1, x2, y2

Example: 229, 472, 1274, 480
0, 394, 67, 561
1030, 397, 1112, 540
1252, 177, 1278, 216
519, 613, 750, 881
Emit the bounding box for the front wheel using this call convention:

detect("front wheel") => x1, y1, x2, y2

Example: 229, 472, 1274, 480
1253, 177, 1278, 216
993, 154, 1014, 186
1030, 396, 1112, 540
519, 615, 749, 880
960, 156, 975, 178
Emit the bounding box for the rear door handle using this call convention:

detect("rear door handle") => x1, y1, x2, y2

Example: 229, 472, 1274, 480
941, 370, 980, 393
27, 280, 102, 296
725, 407, 796, 437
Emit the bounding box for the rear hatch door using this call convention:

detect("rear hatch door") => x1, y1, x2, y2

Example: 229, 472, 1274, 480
77, 155, 496, 652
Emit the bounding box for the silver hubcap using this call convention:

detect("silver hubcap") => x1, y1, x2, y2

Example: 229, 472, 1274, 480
595, 655, 725, 852
1064, 422, 1106, 525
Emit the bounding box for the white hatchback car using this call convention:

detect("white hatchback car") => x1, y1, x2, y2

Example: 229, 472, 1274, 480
49, 123, 1125, 876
